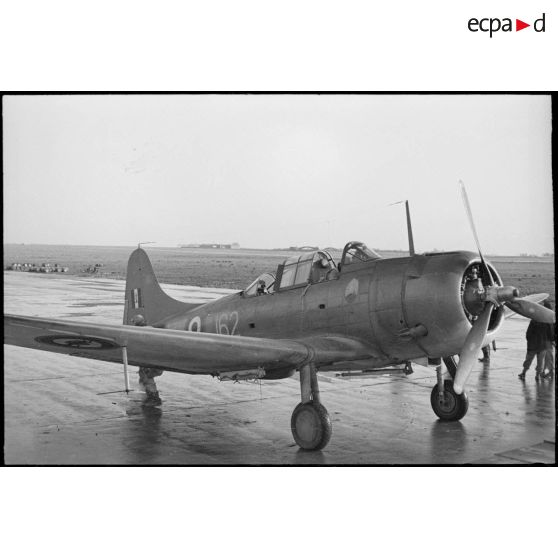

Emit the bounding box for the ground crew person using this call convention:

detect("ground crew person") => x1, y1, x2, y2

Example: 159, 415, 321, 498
542, 300, 555, 379
518, 309, 551, 381
479, 345, 491, 362
132, 314, 163, 406
479, 340, 497, 363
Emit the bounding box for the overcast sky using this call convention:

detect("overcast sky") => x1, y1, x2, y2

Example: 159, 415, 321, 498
3, 95, 553, 255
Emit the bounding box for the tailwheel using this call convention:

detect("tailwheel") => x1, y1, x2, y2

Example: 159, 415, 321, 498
431, 379, 469, 421
291, 401, 332, 451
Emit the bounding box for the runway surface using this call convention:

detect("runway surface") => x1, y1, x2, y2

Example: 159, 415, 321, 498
4, 272, 556, 465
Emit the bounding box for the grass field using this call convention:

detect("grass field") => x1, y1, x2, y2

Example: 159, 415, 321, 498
4, 244, 555, 305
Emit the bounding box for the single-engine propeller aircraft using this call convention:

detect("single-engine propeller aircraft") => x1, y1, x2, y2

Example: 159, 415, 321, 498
4, 184, 555, 450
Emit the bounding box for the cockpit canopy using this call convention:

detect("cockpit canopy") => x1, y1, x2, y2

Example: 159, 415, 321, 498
340, 241, 381, 267
243, 272, 276, 297
242, 242, 381, 296
243, 250, 338, 295
277, 250, 337, 290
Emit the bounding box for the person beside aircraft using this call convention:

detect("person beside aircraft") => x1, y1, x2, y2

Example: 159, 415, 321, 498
132, 314, 163, 405
518, 305, 553, 381
542, 300, 555, 379
478, 340, 497, 363
479, 345, 490, 363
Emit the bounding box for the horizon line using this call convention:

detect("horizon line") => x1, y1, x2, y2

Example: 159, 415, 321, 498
2, 242, 554, 258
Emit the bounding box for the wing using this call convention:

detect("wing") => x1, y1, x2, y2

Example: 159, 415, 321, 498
4, 314, 311, 374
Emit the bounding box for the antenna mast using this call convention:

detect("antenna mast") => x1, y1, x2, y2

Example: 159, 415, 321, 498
389, 200, 415, 256
405, 200, 415, 257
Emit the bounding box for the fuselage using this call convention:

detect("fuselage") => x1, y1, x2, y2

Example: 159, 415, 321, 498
155, 249, 504, 368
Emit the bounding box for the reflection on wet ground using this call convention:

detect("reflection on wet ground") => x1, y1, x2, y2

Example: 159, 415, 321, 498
294, 448, 328, 465
430, 421, 468, 462
4, 272, 556, 464
123, 399, 164, 462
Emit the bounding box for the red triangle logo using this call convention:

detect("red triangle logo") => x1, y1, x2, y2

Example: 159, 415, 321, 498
516, 19, 530, 31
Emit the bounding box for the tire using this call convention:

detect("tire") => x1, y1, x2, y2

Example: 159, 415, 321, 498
291, 401, 332, 450
430, 379, 469, 421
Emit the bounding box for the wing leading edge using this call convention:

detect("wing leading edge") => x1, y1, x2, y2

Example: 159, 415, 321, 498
4, 314, 311, 374
5, 314, 383, 374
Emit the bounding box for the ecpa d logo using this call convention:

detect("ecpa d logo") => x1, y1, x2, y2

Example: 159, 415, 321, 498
468, 13, 546, 37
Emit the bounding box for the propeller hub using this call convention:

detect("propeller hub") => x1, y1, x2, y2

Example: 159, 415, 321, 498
482, 285, 520, 305
461, 261, 505, 322
462, 277, 485, 316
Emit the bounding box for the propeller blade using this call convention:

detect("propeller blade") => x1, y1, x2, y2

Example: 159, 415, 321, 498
453, 303, 494, 395
459, 180, 493, 286
504, 293, 549, 318
505, 298, 555, 324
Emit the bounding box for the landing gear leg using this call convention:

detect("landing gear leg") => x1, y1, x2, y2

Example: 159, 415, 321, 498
443, 356, 458, 379
431, 361, 468, 421
436, 363, 445, 398
291, 363, 332, 450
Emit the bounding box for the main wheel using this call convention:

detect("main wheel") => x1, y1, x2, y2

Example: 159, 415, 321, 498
291, 401, 332, 450
430, 379, 469, 421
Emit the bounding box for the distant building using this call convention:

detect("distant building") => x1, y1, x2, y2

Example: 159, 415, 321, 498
289, 246, 319, 252
179, 243, 240, 249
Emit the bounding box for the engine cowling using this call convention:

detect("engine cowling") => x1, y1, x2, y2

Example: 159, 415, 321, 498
369, 251, 505, 360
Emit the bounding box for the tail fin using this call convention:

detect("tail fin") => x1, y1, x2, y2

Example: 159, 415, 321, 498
123, 248, 201, 326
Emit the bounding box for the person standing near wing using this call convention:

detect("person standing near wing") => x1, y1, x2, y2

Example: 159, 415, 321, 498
479, 340, 497, 363
541, 300, 555, 379
132, 314, 163, 406
518, 305, 551, 381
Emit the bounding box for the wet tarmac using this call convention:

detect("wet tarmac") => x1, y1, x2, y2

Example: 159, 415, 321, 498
4, 272, 556, 464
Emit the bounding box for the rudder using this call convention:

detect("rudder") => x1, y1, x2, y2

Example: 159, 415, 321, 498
124, 248, 201, 326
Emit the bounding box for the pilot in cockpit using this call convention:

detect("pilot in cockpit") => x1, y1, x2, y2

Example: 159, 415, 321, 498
256, 279, 268, 295
311, 254, 336, 283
